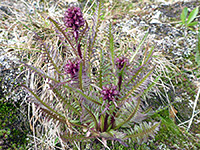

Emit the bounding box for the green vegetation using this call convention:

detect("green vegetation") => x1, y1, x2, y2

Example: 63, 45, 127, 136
0, 0, 199, 149
0, 99, 29, 149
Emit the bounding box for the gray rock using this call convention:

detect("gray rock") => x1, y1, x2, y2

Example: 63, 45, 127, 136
150, 18, 162, 24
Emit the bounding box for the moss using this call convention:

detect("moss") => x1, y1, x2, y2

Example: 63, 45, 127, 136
0, 98, 30, 149
149, 109, 199, 149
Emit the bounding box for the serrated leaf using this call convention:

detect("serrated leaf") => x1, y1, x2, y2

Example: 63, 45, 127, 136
181, 7, 188, 24
75, 89, 102, 105
130, 32, 148, 62
109, 22, 115, 70
22, 85, 67, 124
114, 99, 141, 130
83, 105, 98, 130
123, 122, 160, 142
48, 17, 77, 53
121, 67, 154, 104
187, 7, 199, 25
20, 61, 59, 83
100, 131, 128, 147
143, 75, 160, 95
53, 88, 81, 116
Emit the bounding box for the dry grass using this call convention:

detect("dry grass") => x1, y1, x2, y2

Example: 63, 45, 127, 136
1, 0, 199, 149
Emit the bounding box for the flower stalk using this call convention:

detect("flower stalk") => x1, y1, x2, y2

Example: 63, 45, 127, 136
22, 2, 160, 147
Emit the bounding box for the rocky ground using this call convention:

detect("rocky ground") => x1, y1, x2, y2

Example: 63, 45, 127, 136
109, 0, 200, 148
0, 0, 200, 149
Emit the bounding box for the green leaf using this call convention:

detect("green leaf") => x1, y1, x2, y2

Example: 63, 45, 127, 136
88, 0, 102, 54
187, 7, 199, 25
187, 21, 198, 27
61, 134, 91, 142
42, 42, 61, 74
130, 32, 148, 63
123, 122, 160, 141
181, 7, 188, 24
179, 22, 184, 25
143, 76, 160, 95
121, 67, 154, 104
127, 65, 144, 85
143, 46, 154, 65
195, 29, 200, 66
53, 88, 81, 116
22, 85, 66, 124
197, 29, 200, 53
109, 22, 115, 70
20, 61, 59, 83
75, 89, 102, 105
100, 114, 105, 132
83, 105, 98, 130
98, 48, 104, 89
79, 61, 83, 90
54, 137, 59, 144
48, 17, 77, 53
114, 99, 141, 130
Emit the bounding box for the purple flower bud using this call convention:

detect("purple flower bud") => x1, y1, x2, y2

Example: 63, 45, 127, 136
63, 7, 85, 31
101, 84, 119, 103
115, 57, 129, 70
64, 59, 80, 77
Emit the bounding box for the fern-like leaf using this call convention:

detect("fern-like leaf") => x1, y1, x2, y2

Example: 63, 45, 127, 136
20, 61, 59, 83
83, 105, 98, 130
123, 122, 160, 144
120, 67, 154, 106
48, 17, 77, 55
88, 0, 103, 57
114, 99, 146, 129
52, 87, 81, 116
40, 42, 61, 74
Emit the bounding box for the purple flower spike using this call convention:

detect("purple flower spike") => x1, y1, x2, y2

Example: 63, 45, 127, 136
65, 59, 80, 77
64, 7, 85, 31
101, 84, 119, 105
115, 57, 129, 70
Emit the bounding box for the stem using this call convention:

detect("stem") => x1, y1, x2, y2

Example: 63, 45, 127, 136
111, 111, 116, 128
187, 85, 200, 131
77, 43, 82, 59
104, 113, 109, 132
74, 30, 82, 59
118, 75, 122, 92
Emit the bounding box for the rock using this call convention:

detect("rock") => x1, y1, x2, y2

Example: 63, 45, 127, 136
150, 18, 162, 24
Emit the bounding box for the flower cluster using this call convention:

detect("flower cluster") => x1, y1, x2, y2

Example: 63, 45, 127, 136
64, 59, 80, 77
63, 6, 85, 31
101, 84, 119, 104
115, 57, 129, 70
